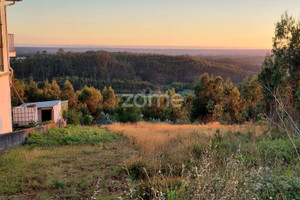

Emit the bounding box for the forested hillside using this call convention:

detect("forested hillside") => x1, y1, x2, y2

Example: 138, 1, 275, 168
195, 55, 265, 73
11, 51, 258, 92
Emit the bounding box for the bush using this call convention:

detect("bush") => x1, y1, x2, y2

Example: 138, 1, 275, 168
127, 160, 149, 180
257, 138, 300, 165
170, 82, 186, 92
27, 121, 37, 128
26, 125, 116, 146
248, 174, 300, 199
115, 105, 141, 123
63, 110, 82, 125
191, 143, 203, 158
40, 120, 54, 126
82, 115, 93, 125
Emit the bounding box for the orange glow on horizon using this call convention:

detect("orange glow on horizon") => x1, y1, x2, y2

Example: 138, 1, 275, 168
7, 0, 300, 49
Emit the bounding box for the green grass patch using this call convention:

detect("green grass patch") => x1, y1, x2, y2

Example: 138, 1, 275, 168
26, 125, 116, 146
0, 126, 136, 199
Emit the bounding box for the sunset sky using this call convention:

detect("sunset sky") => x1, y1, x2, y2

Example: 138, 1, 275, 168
7, 0, 300, 49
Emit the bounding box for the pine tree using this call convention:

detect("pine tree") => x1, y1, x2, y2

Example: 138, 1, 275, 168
222, 79, 244, 124
103, 86, 117, 113
25, 79, 42, 102
102, 86, 108, 100
240, 76, 262, 121
78, 86, 103, 117
11, 77, 27, 106
61, 80, 78, 109
191, 73, 223, 122
41, 80, 61, 100
169, 88, 184, 122
42, 79, 52, 100
143, 91, 167, 120
51, 80, 61, 100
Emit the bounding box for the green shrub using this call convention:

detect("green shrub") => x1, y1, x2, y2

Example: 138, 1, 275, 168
115, 105, 141, 123
63, 110, 82, 125
28, 120, 38, 128
83, 115, 93, 125
249, 174, 300, 199
191, 143, 203, 158
130, 177, 187, 199
40, 120, 54, 126
26, 125, 116, 146
127, 160, 150, 180
170, 82, 186, 92
257, 138, 300, 165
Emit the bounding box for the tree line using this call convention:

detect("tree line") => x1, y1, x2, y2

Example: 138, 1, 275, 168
11, 73, 264, 125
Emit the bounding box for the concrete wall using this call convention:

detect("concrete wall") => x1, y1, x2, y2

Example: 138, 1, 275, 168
0, 123, 61, 153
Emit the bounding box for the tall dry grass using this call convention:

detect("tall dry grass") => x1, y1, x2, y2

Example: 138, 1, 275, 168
103, 123, 300, 199
104, 122, 266, 156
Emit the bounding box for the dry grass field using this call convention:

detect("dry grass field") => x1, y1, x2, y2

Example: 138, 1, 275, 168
103, 122, 300, 199
104, 122, 267, 155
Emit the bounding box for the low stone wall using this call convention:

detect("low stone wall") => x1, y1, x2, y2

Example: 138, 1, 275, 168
0, 123, 59, 153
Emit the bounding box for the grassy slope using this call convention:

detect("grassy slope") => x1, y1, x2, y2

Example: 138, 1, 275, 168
1, 124, 300, 199
0, 127, 138, 200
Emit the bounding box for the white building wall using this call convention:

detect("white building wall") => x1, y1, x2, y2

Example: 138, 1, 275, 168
36, 102, 62, 124
0, 74, 12, 133
0, 0, 12, 134
53, 101, 62, 123
38, 109, 42, 124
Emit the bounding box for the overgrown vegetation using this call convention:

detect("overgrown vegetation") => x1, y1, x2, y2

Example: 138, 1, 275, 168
2, 123, 300, 199
105, 123, 300, 199
26, 125, 115, 146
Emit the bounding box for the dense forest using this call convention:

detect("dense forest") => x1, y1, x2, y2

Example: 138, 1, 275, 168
11, 51, 259, 92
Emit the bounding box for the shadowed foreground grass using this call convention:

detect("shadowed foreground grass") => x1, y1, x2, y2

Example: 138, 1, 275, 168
0, 126, 137, 200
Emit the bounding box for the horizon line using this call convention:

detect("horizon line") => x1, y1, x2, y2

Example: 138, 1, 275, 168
15, 44, 271, 50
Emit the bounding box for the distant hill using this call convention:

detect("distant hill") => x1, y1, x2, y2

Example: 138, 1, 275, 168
194, 55, 265, 74
15, 46, 270, 57
11, 50, 264, 92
